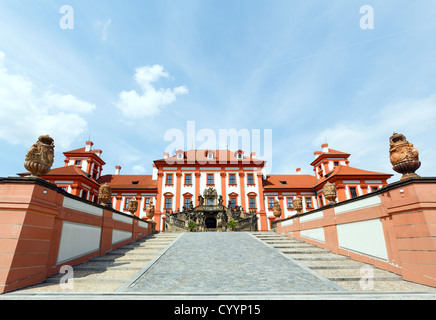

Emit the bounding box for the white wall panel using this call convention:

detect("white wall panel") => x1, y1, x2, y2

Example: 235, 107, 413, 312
300, 227, 325, 243
337, 219, 388, 260
63, 196, 103, 217
112, 229, 132, 245
334, 195, 381, 215
57, 221, 101, 265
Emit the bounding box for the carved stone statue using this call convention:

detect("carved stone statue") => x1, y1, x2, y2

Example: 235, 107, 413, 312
98, 183, 112, 206
145, 199, 155, 220
272, 200, 282, 219
389, 132, 421, 180
198, 195, 204, 206
204, 187, 218, 199
127, 197, 138, 215
24, 135, 55, 177
218, 195, 223, 206
323, 182, 337, 204
293, 197, 303, 214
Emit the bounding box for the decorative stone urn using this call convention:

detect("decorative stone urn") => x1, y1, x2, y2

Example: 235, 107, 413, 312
293, 197, 303, 214
98, 183, 112, 206
272, 200, 282, 219
145, 199, 155, 220
323, 182, 337, 204
389, 132, 421, 180
128, 197, 138, 215
24, 135, 55, 177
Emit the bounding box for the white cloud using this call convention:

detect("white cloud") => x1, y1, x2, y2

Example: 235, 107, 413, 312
132, 165, 147, 174
0, 51, 95, 149
43, 92, 96, 114
116, 65, 188, 119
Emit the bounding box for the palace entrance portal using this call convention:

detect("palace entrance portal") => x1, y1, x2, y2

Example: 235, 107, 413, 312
164, 187, 258, 232
205, 217, 217, 229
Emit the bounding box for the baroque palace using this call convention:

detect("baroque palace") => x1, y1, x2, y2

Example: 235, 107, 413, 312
20, 141, 392, 232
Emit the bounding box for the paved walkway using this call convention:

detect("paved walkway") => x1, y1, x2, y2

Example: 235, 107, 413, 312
2, 232, 435, 300
120, 232, 343, 293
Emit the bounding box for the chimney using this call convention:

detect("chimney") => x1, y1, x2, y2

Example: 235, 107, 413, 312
115, 166, 122, 175
296, 168, 302, 175
164, 152, 169, 159
321, 143, 329, 153
85, 141, 94, 152
314, 151, 322, 159
250, 152, 256, 159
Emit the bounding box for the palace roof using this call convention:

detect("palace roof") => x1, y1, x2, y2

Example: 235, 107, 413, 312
314, 165, 393, 187
19, 165, 100, 185
263, 174, 317, 189
98, 174, 157, 190
154, 149, 265, 165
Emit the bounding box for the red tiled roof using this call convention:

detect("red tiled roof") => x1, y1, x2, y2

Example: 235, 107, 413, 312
63, 147, 105, 163
310, 148, 351, 166
263, 174, 317, 189
314, 165, 392, 187
98, 175, 157, 190
19, 165, 100, 185
154, 150, 264, 165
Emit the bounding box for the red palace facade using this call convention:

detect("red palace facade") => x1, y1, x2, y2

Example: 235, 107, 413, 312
21, 141, 392, 232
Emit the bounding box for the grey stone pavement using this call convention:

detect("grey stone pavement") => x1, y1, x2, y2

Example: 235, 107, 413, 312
119, 232, 344, 293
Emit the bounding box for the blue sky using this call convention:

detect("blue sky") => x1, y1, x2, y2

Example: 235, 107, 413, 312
0, 0, 435, 180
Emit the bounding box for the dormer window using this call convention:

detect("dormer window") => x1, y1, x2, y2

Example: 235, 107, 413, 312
176, 150, 184, 160
206, 150, 216, 160
235, 150, 244, 160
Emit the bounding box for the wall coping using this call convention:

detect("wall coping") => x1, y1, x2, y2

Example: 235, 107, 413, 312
272, 177, 436, 226
0, 176, 152, 224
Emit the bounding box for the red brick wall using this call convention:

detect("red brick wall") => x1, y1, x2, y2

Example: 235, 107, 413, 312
0, 177, 153, 294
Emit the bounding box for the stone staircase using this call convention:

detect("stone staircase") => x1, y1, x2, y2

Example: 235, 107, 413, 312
12, 233, 181, 294
252, 232, 436, 292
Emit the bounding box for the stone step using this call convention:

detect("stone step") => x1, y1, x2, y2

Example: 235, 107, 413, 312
48, 269, 139, 280
290, 254, 350, 261
111, 247, 163, 253
328, 275, 403, 282
309, 265, 363, 270
280, 249, 330, 254
90, 257, 151, 262
265, 240, 304, 244
102, 253, 159, 259
45, 277, 129, 284
122, 246, 168, 251
315, 268, 401, 279
270, 244, 316, 248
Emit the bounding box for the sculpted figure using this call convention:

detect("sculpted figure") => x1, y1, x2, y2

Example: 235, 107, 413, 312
145, 199, 155, 220
198, 195, 204, 206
